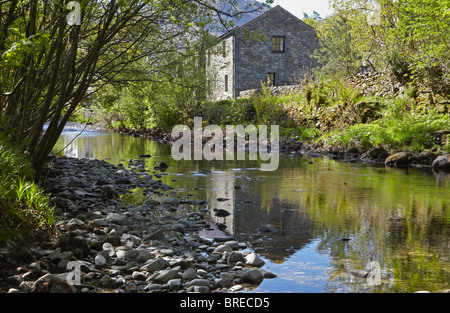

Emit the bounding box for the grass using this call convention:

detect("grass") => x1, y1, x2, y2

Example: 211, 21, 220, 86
0, 133, 55, 242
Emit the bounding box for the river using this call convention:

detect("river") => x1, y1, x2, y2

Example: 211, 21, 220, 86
51, 125, 450, 293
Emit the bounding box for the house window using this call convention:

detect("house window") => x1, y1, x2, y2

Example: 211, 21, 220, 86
272, 36, 285, 52
267, 73, 275, 86
225, 75, 229, 92
222, 41, 227, 58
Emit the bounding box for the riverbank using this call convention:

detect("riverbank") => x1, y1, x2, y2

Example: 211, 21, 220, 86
75, 119, 450, 172
76, 72, 449, 166
0, 155, 276, 293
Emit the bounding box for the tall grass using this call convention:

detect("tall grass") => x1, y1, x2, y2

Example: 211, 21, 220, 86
0, 133, 54, 242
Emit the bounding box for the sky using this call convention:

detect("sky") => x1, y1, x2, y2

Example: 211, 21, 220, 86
271, 0, 332, 19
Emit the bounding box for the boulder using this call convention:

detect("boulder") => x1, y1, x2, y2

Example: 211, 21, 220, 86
364, 146, 389, 161
417, 150, 438, 165
238, 269, 264, 284
140, 258, 169, 273
385, 152, 409, 167
212, 244, 233, 254
31, 273, 73, 293
151, 269, 179, 283
260, 269, 277, 279
244, 253, 265, 268
432, 155, 450, 170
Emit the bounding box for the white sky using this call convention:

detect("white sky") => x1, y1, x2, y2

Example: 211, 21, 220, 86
272, 0, 332, 19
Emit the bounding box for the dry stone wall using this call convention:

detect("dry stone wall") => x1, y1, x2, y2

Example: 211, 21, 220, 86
348, 72, 403, 97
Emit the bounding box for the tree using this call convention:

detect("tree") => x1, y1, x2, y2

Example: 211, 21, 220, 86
313, 13, 361, 77
0, 0, 273, 177
325, 0, 450, 89
302, 10, 323, 28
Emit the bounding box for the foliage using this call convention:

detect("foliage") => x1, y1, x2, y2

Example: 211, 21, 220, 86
0, 133, 54, 242
197, 74, 448, 154
302, 11, 323, 28
0, 0, 274, 177
313, 13, 361, 77
251, 83, 289, 125
318, 0, 450, 89
320, 99, 450, 152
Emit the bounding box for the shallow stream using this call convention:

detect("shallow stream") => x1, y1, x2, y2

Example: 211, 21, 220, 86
52, 126, 450, 293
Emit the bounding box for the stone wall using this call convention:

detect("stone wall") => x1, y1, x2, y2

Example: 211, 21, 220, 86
239, 84, 303, 98
348, 72, 403, 97
238, 72, 403, 98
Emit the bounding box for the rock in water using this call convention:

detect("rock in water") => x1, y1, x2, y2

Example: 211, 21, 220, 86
245, 253, 265, 268
260, 269, 277, 279
350, 270, 369, 278
239, 269, 264, 284
214, 208, 231, 217
432, 154, 450, 170
385, 152, 409, 167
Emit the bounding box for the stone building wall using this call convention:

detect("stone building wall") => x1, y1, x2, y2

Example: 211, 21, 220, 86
205, 5, 319, 101
233, 5, 319, 97
206, 36, 235, 101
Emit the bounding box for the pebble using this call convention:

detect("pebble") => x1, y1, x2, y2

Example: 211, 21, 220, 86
151, 269, 179, 283
213, 244, 233, 254
140, 258, 169, 273
95, 254, 107, 267
131, 271, 147, 281
189, 278, 211, 287
102, 242, 115, 257
0, 156, 276, 294
245, 253, 265, 268
182, 268, 198, 280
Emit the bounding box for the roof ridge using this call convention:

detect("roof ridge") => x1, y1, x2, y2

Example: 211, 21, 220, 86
217, 5, 314, 40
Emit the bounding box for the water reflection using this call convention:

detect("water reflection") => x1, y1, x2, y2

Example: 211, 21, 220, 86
52, 128, 450, 293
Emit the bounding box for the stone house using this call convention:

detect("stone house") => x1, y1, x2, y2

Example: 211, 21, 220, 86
205, 5, 319, 101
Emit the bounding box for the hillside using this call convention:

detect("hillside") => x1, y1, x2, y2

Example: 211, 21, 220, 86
211, 0, 270, 35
